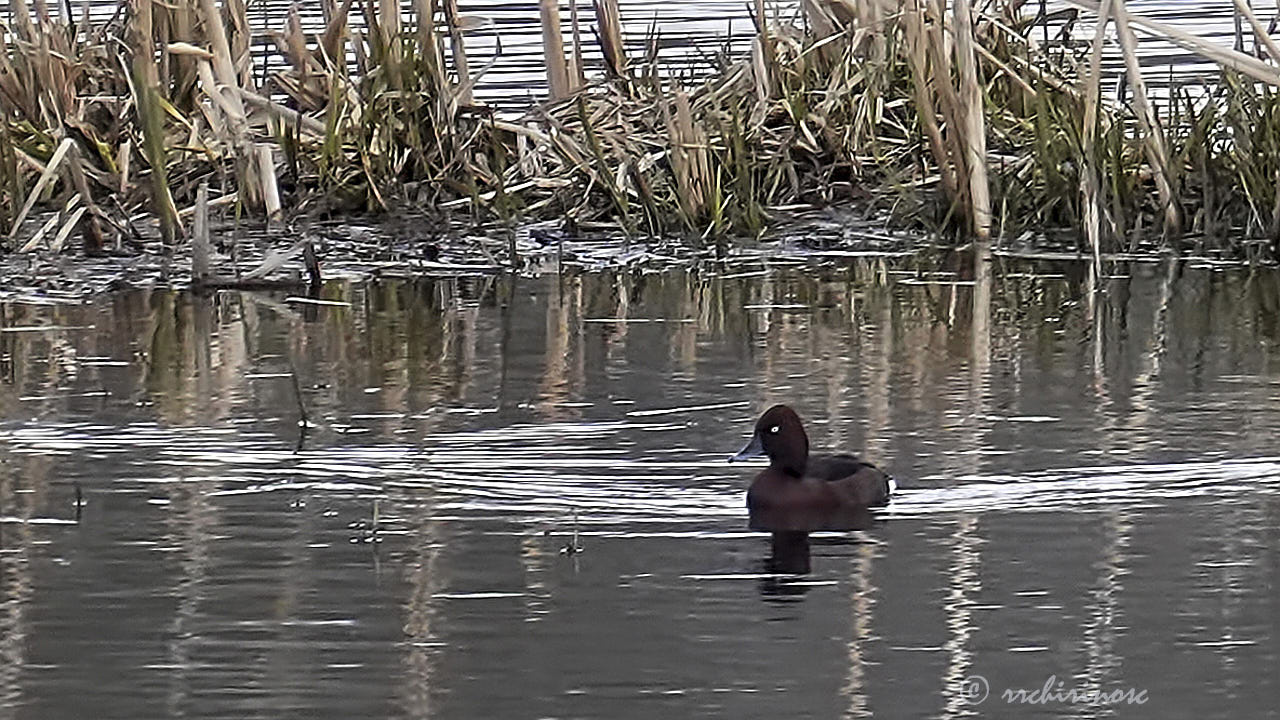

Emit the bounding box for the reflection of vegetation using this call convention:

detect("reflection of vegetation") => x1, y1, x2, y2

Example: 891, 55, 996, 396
1245, 271, 1280, 344
144, 292, 187, 418
2, 260, 1280, 445
3, 262, 1280, 710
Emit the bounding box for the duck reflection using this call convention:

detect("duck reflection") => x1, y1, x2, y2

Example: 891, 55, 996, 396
763, 531, 813, 575
754, 508, 880, 575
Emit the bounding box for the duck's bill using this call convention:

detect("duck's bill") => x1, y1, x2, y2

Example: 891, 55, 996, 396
729, 433, 764, 462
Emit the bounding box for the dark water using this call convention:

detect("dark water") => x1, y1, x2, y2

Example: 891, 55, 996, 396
2, 255, 1279, 718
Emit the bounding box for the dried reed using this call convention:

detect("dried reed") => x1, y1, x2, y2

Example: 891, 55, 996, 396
2, 0, 1279, 260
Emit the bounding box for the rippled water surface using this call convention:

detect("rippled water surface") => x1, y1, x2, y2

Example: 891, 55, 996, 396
87, 0, 1244, 104
3, 257, 1280, 718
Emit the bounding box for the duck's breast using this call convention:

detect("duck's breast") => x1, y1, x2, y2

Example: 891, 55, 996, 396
746, 469, 839, 512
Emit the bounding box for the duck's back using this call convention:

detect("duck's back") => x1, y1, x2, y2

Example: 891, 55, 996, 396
806, 453, 892, 508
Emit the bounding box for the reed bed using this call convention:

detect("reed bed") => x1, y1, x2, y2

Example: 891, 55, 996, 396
3, 0, 1280, 263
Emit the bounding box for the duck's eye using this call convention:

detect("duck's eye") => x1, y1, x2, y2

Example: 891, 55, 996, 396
768, 425, 780, 434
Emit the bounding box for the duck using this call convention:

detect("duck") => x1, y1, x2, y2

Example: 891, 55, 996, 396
730, 404, 893, 533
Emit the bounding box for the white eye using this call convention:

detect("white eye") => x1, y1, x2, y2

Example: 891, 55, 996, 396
769, 425, 780, 434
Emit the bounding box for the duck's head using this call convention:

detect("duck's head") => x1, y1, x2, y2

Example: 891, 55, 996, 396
729, 404, 809, 475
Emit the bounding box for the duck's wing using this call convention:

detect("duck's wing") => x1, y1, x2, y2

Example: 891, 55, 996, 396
809, 453, 893, 507
807, 453, 878, 481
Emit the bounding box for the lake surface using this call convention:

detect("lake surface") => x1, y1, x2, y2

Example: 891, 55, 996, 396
60, 0, 1239, 104
2, 254, 1278, 718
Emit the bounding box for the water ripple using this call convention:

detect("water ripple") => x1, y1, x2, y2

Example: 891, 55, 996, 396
6, 421, 1278, 524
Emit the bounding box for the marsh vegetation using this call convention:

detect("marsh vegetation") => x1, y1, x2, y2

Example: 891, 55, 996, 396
3, 0, 1280, 273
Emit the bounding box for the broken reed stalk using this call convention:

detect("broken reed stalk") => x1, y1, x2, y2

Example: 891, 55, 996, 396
31, 0, 70, 126
1232, 0, 1280, 62
904, 0, 959, 204
568, 0, 587, 88
1111, 0, 1180, 240
131, 0, 181, 245
800, 0, 836, 38
576, 96, 631, 229
8, 137, 72, 244
409, 0, 451, 128
48, 198, 86, 254
1230, 0, 1280, 239
63, 143, 106, 253
377, 0, 404, 76
258, 145, 282, 222
752, 0, 774, 100
593, 0, 627, 79
1061, 0, 1280, 85
192, 181, 210, 284
198, 0, 249, 119
171, 0, 198, 109
864, 0, 888, 68
927, 0, 971, 213
7, 0, 41, 124
226, 0, 254, 91
197, 0, 267, 211
239, 89, 327, 136
540, 0, 572, 100
1080, 0, 1113, 273
749, 6, 771, 110
442, 0, 474, 105
953, 0, 992, 240
665, 90, 710, 226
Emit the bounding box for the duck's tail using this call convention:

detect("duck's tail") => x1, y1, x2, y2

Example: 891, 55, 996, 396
872, 471, 897, 508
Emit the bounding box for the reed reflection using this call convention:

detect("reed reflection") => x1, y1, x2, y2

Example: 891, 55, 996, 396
1070, 508, 1131, 720
0, 258, 1279, 717
841, 540, 878, 719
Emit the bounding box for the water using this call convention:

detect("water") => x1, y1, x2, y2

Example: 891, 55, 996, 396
2, 256, 1279, 718
243, 0, 762, 107
43, 0, 1245, 105
263, 0, 1246, 102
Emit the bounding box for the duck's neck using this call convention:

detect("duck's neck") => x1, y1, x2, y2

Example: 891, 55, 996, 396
774, 458, 807, 478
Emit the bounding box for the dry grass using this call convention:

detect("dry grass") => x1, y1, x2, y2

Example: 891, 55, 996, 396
3, 0, 1280, 260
